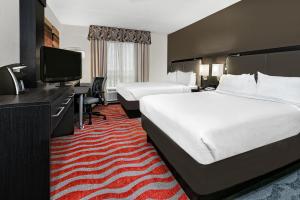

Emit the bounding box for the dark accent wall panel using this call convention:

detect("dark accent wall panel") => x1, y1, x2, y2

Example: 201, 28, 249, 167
39, 0, 47, 7
168, 0, 300, 64
20, 0, 45, 88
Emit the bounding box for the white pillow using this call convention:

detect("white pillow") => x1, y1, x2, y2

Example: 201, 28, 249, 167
166, 72, 177, 83
257, 72, 300, 105
217, 74, 257, 96
177, 71, 196, 86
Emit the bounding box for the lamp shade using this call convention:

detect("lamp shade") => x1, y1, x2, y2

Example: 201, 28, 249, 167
212, 64, 224, 77
199, 64, 210, 77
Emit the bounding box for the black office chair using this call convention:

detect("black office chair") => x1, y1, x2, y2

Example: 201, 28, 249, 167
84, 77, 107, 125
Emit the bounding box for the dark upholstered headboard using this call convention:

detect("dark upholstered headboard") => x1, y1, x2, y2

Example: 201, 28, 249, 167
169, 60, 200, 74
226, 49, 300, 77
169, 60, 201, 85
226, 48, 300, 77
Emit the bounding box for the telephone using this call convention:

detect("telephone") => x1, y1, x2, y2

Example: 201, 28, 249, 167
204, 87, 216, 91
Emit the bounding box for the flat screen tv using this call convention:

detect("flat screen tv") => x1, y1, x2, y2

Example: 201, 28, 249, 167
40, 46, 82, 83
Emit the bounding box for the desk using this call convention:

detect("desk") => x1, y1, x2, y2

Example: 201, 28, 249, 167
80, 83, 92, 87
74, 86, 90, 129
0, 86, 74, 199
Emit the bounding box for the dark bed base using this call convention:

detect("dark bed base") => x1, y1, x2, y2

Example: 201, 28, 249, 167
117, 93, 141, 118
142, 114, 300, 200
121, 105, 141, 118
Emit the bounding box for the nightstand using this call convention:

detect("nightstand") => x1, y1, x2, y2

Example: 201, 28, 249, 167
191, 86, 200, 92
199, 87, 216, 92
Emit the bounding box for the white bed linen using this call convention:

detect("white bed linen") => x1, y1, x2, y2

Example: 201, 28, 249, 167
116, 82, 193, 101
140, 91, 300, 165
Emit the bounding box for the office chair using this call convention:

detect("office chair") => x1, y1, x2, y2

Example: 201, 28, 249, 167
84, 76, 107, 125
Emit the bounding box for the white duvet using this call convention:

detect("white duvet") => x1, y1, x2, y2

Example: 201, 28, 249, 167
140, 91, 300, 165
116, 82, 194, 101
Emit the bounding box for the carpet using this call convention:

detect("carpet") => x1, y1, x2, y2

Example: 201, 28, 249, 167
51, 104, 300, 200
51, 104, 188, 200
236, 170, 300, 200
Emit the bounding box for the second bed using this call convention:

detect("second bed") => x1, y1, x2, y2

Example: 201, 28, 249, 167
117, 70, 198, 118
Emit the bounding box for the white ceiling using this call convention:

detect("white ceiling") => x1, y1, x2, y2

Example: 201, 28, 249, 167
47, 0, 240, 34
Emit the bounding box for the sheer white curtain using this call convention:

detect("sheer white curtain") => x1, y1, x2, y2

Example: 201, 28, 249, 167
106, 41, 138, 88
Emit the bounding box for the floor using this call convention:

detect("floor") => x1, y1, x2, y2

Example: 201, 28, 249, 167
236, 171, 300, 200
51, 104, 187, 199
51, 104, 300, 200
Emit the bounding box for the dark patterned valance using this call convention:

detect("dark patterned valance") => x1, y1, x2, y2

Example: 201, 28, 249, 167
88, 25, 151, 45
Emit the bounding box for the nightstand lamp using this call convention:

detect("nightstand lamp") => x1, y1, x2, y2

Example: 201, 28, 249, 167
212, 64, 224, 80
199, 64, 210, 88
200, 64, 210, 80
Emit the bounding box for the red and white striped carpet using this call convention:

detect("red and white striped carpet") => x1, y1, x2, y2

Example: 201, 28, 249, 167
51, 104, 188, 200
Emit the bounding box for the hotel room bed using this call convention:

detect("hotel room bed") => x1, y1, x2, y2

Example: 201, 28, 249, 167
141, 48, 300, 199
141, 92, 300, 165
117, 81, 198, 118
142, 112, 300, 199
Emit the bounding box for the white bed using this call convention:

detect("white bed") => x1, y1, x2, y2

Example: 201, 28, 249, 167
116, 82, 197, 101
140, 91, 300, 165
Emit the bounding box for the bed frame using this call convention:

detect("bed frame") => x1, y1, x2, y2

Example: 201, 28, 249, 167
142, 115, 300, 199
118, 58, 201, 118
117, 93, 141, 118
118, 60, 201, 118
142, 46, 300, 199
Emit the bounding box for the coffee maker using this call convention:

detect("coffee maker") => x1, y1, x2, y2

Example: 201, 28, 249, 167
0, 63, 27, 95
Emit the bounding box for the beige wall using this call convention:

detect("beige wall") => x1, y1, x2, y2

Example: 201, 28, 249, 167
45, 8, 91, 83
1, 4, 167, 81
60, 25, 91, 83
149, 33, 168, 82
60, 29, 168, 83
46, 7, 168, 83
0, 0, 20, 67
45, 6, 62, 31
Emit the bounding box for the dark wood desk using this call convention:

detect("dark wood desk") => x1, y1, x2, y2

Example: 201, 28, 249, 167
80, 82, 92, 87
0, 85, 74, 199
74, 86, 90, 129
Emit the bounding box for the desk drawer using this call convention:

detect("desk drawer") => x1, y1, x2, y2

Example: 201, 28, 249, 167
51, 92, 74, 115
51, 94, 74, 132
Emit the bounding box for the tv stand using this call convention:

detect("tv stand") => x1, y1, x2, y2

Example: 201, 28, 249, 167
0, 85, 74, 199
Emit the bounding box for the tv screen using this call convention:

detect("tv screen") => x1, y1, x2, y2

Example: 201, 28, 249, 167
40, 47, 82, 83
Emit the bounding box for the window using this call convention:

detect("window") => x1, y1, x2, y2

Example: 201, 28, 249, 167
106, 41, 137, 88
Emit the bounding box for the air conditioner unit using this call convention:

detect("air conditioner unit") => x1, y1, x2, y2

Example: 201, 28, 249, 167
105, 88, 118, 103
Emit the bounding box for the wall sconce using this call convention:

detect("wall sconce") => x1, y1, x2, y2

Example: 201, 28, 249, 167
199, 64, 210, 88
212, 64, 224, 80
